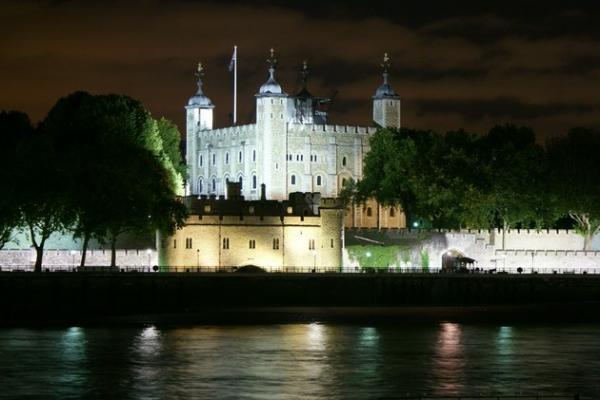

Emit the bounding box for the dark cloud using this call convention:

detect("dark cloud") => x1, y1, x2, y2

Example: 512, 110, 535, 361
1, 0, 599, 141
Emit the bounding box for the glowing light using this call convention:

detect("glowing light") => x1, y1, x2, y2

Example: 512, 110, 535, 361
366, 251, 372, 257
413, 221, 419, 227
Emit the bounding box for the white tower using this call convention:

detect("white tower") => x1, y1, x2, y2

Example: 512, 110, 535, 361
373, 53, 401, 129
185, 63, 214, 195
256, 48, 288, 200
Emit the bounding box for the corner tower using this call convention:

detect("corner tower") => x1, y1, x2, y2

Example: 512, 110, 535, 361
256, 49, 288, 200
185, 62, 214, 195
373, 53, 401, 128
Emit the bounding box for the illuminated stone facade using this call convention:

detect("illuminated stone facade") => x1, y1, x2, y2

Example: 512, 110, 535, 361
185, 51, 404, 229
158, 188, 344, 270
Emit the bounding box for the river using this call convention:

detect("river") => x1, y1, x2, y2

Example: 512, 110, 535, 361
1, 323, 598, 399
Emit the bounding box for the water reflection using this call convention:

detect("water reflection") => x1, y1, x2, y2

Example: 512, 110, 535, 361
433, 322, 464, 395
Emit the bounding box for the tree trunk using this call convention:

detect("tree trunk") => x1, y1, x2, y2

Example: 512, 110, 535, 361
34, 246, 43, 273
584, 232, 592, 251
110, 235, 117, 268
80, 232, 90, 267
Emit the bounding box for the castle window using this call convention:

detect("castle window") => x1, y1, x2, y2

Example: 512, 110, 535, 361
270, 113, 273, 119
252, 150, 256, 162
341, 178, 347, 187
273, 238, 279, 250
291, 175, 296, 185
342, 156, 347, 167
296, 155, 299, 161
366, 207, 373, 217
249, 239, 256, 249
211, 178, 216, 192
198, 178, 203, 193
223, 237, 230, 250
308, 239, 315, 250
173, 239, 177, 249
212, 153, 216, 165
300, 155, 304, 161
238, 176, 243, 188
238, 151, 243, 163
316, 176, 322, 186
225, 152, 229, 164
280, 114, 283, 119
252, 175, 257, 190
330, 238, 334, 248
390, 208, 395, 217
310, 155, 313, 162
314, 155, 317, 162
185, 238, 192, 249
199, 155, 203, 167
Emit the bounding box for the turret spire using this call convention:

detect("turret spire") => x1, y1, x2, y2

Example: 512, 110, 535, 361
195, 62, 205, 95
373, 52, 398, 98
258, 48, 284, 95
187, 61, 213, 107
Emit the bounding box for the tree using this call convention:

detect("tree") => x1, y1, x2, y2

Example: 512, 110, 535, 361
0, 111, 32, 249
40, 92, 187, 267
156, 117, 186, 179
547, 128, 600, 250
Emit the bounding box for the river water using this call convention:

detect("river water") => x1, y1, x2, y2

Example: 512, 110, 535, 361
0, 323, 598, 399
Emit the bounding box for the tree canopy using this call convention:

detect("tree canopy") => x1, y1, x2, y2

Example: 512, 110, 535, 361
356, 125, 598, 248
2, 91, 187, 270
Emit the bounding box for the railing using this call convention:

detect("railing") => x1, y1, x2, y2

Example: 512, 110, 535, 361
1, 265, 600, 275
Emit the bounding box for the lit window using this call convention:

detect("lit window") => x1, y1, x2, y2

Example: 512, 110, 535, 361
273, 238, 279, 250
223, 238, 229, 249
249, 239, 256, 249
286, 206, 293, 214
308, 239, 315, 250
185, 238, 192, 249
252, 175, 257, 189
316, 176, 322, 186
291, 175, 296, 185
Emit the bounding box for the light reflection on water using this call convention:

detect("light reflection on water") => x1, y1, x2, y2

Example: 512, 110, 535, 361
0, 323, 599, 399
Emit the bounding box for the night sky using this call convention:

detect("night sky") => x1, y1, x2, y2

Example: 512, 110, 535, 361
2, 0, 600, 141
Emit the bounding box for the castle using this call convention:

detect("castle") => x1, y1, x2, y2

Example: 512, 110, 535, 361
185, 50, 405, 229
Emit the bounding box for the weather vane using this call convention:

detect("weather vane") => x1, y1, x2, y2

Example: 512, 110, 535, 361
381, 52, 391, 73
301, 60, 309, 81
195, 62, 204, 78
267, 48, 278, 69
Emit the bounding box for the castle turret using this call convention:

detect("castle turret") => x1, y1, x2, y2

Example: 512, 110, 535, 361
186, 62, 214, 195
372, 53, 401, 129
256, 49, 288, 200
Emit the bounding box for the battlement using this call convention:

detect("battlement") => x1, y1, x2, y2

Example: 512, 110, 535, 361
199, 123, 256, 138
288, 123, 376, 135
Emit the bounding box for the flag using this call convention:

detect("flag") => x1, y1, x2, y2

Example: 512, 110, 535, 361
228, 47, 237, 72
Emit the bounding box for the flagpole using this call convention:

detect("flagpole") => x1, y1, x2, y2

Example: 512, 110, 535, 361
233, 45, 237, 125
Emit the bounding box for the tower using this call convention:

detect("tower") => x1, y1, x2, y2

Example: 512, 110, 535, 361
185, 62, 214, 195
373, 53, 401, 129
256, 49, 288, 200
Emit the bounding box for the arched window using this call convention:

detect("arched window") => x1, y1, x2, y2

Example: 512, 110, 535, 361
341, 178, 347, 187
252, 150, 256, 162
366, 207, 372, 217
316, 176, 322, 186
342, 156, 347, 167
238, 151, 243, 163
198, 178, 203, 193
291, 175, 296, 185
252, 174, 257, 189
211, 178, 216, 192
225, 152, 229, 164
238, 175, 243, 189
224, 175, 229, 185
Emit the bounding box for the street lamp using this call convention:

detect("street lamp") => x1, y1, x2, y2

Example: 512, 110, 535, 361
413, 221, 419, 228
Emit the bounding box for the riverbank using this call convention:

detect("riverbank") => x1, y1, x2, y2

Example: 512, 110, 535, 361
1, 272, 599, 325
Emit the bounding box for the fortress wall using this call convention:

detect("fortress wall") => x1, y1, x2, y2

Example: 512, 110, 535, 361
502, 229, 586, 250
0, 249, 158, 269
